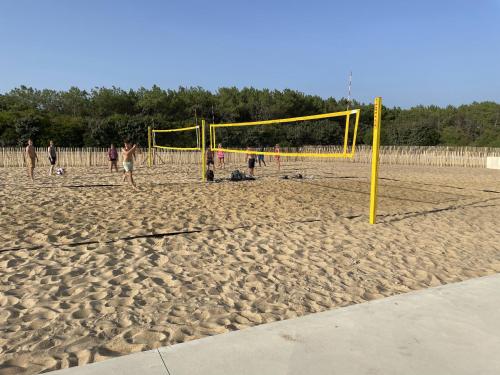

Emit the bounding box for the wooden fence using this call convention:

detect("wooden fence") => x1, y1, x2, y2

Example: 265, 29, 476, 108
1, 146, 500, 168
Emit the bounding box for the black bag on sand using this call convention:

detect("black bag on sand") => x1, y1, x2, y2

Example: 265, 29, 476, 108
230, 170, 245, 181
206, 169, 214, 182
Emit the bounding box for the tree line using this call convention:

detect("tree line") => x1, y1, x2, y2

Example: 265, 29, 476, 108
0, 85, 498, 148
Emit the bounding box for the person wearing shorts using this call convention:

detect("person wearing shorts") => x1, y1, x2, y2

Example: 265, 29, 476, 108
123, 161, 133, 172
217, 144, 225, 169
246, 147, 256, 177
47, 140, 57, 176
108, 144, 118, 172
122, 141, 138, 189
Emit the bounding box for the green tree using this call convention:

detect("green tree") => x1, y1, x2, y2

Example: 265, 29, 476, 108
14, 113, 48, 146
0, 85, 498, 147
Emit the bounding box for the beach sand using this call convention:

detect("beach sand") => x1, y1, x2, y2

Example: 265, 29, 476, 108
1, 160, 499, 374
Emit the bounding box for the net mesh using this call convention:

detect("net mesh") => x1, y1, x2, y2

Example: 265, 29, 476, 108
210, 110, 360, 158
152, 125, 201, 151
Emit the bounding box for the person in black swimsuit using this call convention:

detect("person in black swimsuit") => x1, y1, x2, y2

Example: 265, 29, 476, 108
47, 140, 57, 176
246, 147, 256, 177
206, 148, 215, 170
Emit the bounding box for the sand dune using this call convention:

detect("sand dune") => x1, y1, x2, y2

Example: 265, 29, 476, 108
0, 161, 499, 374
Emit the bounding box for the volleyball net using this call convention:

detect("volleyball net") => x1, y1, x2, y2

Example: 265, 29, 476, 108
144, 99, 382, 224
151, 125, 201, 151
209, 109, 361, 159
147, 122, 207, 180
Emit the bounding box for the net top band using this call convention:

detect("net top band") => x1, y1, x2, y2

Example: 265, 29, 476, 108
152, 125, 199, 133
211, 109, 359, 128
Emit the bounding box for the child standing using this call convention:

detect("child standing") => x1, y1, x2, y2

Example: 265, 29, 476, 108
217, 144, 225, 169
108, 144, 118, 172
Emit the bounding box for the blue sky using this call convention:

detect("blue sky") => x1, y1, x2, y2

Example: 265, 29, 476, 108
0, 0, 499, 108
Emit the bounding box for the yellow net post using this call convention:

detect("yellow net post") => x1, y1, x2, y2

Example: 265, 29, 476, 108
201, 119, 206, 182
348, 110, 361, 157
343, 112, 350, 155
369, 97, 382, 224
147, 126, 152, 167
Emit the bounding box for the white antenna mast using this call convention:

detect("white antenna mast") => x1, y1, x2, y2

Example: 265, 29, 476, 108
347, 71, 352, 110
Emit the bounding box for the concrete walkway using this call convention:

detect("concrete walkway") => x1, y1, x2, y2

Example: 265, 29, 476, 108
51, 274, 500, 375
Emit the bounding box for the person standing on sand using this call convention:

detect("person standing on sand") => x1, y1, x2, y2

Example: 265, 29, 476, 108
108, 144, 118, 172
122, 141, 138, 189
206, 147, 215, 171
122, 143, 137, 181
257, 145, 266, 167
25, 139, 38, 182
274, 143, 281, 171
217, 143, 225, 169
246, 146, 256, 177
47, 140, 57, 176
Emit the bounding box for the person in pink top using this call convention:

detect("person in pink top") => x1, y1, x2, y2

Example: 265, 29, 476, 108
217, 143, 225, 169
108, 144, 118, 172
